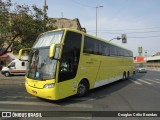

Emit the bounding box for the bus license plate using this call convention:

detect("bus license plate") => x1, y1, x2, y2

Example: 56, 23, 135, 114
32, 90, 37, 94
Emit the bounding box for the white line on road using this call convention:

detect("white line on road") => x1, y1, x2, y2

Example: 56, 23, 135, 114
145, 79, 160, 84
70, 117, 92, 120
3, 96, 36, 99
137, 79, 153, 85
154, 78, 160, 81
129, 79, 142, 85
0, 101, 93, 109
0, 101, 57, 106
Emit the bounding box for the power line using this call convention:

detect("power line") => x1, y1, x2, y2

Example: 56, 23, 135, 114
88, 30, 160, 34
87, 26, 160, 32
72, 0, 95, 8
128, 36, 160, 38
87, 31, 160, 38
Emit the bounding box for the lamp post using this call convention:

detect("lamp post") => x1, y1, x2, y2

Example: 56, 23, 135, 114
96, 6, 103, 37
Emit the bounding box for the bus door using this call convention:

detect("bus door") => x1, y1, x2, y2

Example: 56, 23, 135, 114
58, 31, 82, 99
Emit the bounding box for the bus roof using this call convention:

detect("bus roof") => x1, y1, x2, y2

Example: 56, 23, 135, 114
40, 28, 132, 52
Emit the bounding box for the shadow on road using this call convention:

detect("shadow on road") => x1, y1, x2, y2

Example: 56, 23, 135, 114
0, 72, 146, 106
38, 73, 146, 105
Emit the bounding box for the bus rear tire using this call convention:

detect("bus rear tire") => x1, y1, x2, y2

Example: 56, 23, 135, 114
77, 80, 89, 97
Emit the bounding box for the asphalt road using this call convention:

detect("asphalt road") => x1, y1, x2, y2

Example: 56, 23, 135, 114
0, 71, 160, 120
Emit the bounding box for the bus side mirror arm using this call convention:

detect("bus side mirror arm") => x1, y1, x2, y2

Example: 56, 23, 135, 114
18, 48, 31, 60
18, 49, 23, 60
53, 58, 61, 61
49, 43, 62, 59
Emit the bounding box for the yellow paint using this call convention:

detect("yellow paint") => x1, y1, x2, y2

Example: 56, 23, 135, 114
23, 28, 134, 100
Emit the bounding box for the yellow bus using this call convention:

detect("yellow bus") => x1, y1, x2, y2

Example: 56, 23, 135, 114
19, 28, 134, 100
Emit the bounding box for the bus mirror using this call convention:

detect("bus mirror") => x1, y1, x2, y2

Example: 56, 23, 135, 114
18, 48, 31, 61
49, 44, 62, 59
49, 44, 56, 58
18, 49, 23, 60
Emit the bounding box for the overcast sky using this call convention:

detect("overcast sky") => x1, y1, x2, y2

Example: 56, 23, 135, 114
11, 0, 160, 56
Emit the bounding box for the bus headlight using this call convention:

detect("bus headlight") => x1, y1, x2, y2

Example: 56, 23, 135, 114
44, 83, 55, 88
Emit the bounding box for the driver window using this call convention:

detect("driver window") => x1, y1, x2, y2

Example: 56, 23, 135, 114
58, 31, 82, 82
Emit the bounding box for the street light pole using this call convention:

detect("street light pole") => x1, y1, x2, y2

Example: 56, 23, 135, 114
96, 6, 103, 37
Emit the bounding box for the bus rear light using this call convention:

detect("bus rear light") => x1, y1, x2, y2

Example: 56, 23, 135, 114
44, 83, 55, 88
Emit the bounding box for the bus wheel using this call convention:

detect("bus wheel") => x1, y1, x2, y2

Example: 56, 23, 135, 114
5, 72, 10, 77
122, 73, 126, 80
77, 80, 89, 97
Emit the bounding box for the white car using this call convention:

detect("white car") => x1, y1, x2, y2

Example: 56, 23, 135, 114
136, 66, 147, 73
1, 59, 27, 77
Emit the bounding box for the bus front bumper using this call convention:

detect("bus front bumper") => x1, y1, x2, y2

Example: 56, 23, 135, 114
25, 82, 58, 100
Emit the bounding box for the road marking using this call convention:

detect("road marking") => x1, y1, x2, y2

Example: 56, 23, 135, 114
154, 78, 160, 81
129, 79, 142, 85
137, 79, 153, 85
3, 95, 94, 102
3, 96, 36, 99
145, 79, 160, 84
70, 117, 92, 120
70, 97, 94, 101
0, 101, 93, 109
0, 101, 57, 106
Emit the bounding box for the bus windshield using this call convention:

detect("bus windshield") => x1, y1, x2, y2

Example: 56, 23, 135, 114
27, 48, 57, 80
33, 30, 64, 48
26, 30, 64, 80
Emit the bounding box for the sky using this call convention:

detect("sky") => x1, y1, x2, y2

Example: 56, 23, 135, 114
10, 0, 160, 56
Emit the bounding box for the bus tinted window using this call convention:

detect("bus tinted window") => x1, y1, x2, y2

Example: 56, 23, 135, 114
110, 45, 117, 56
84, 36, 109, 56
83, 36, 94, 54
59, 31, 82, 82
83, 36, 133, 58
101, 42, 110, 56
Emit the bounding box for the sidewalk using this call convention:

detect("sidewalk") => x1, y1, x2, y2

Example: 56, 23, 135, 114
0, 73, 25, 84
147, 67, 160, 72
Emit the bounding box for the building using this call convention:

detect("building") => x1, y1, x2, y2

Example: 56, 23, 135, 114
145, 55, 160, 67
134, 56, 145, 63
48, 18, 86, 33
146, 55, 160, 63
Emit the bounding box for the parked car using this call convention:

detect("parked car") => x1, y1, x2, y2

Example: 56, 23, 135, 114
135, 66, 147, 73
1, 59, 27, 77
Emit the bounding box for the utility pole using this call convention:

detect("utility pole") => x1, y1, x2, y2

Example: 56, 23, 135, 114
44, 0, 48, 17
43, 0, 48, 31
96, 6, 103, 37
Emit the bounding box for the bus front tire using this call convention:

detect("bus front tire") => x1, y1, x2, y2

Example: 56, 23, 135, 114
77, 80, 89, 97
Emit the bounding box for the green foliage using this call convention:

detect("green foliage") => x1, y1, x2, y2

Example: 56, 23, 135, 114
0, 0, 56, 55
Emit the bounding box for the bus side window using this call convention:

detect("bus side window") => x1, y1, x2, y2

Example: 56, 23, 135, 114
110, 45, 117, 56
83, 37, 94, 54
59, 31, 82, 82
101, 42, 110, 56
60, 59, 72, 72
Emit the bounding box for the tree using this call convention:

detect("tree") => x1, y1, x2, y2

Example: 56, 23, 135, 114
0, 0, 56, 55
